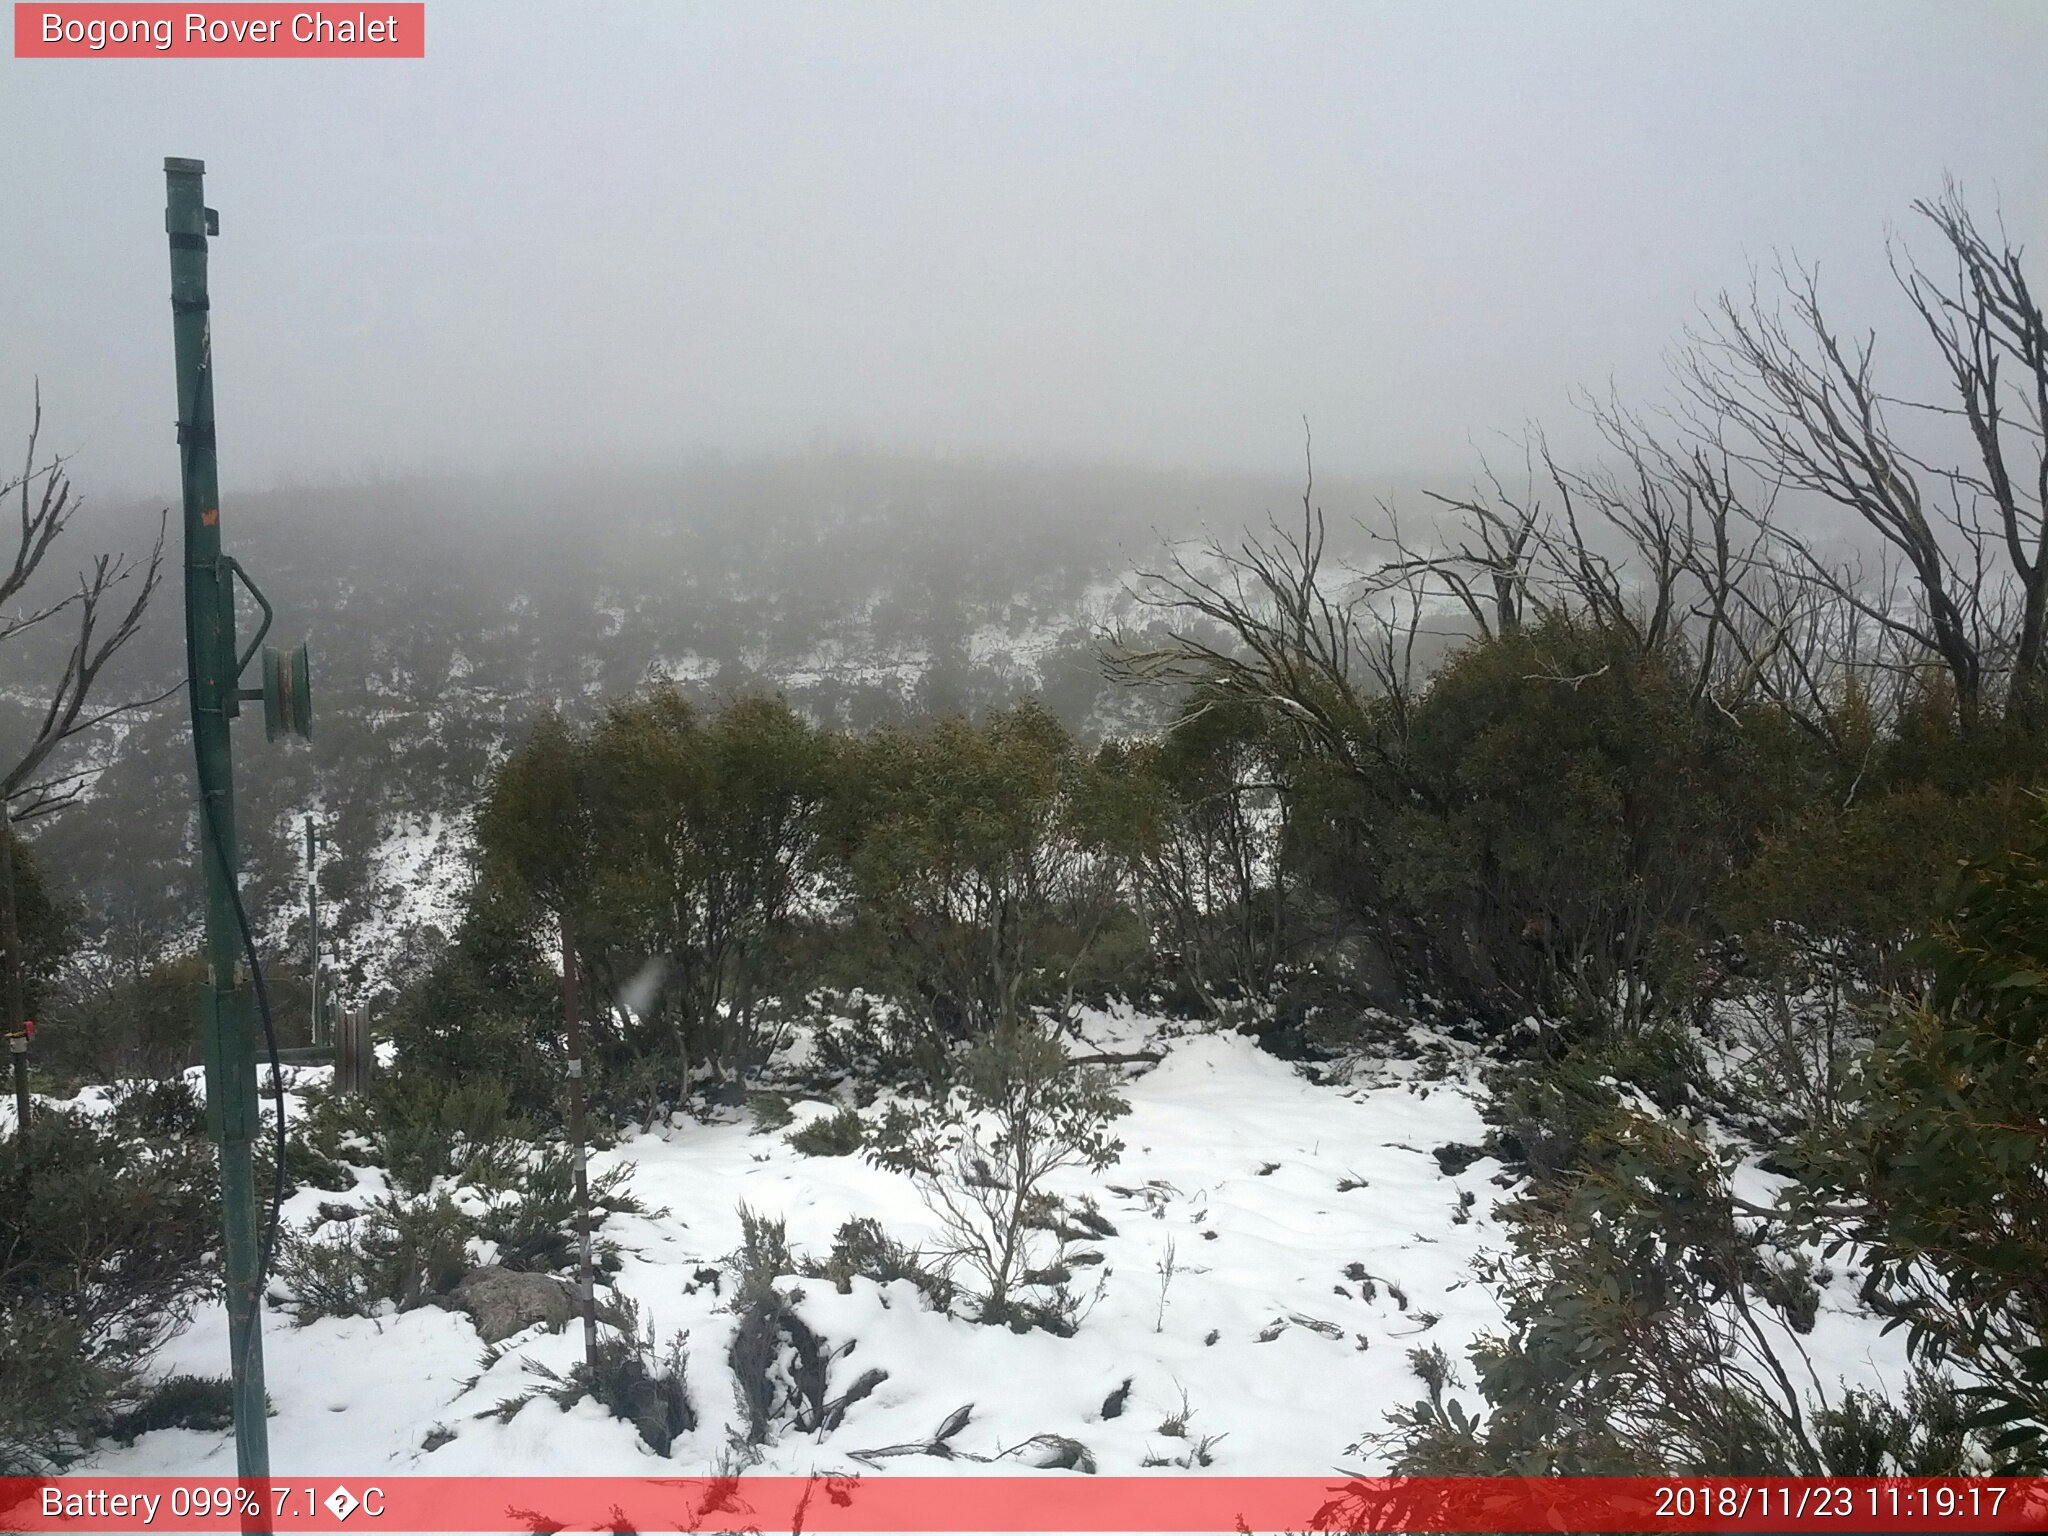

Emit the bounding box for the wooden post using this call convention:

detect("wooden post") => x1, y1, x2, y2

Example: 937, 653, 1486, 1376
562, 912, 598, 1371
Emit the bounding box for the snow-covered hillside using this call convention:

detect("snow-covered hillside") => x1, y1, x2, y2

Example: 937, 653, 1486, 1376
56, 1011, 1906, 1485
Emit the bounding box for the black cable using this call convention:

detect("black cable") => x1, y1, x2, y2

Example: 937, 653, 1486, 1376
200, 797, 288, 1376
176, 437, 287, 1386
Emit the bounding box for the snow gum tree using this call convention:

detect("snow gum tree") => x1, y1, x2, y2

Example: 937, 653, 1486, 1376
472, 690, 836, 1099
833, 702, 1124, 1050
579, 687, 835, 1085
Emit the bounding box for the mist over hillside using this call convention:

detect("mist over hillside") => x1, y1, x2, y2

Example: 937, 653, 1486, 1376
10, 1, 2048, 1492
6, 448, 1423, 1004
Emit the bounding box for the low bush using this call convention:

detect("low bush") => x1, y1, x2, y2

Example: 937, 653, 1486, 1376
0, 1309, 106, 1475
370, 1075, 532, 1195
0, 1106, 215, 1472
1483, 1023, 1702, 1180
866, 1020, 1126, 1328
720, 1208, 889, 1446
275, 1192, 475, 1323
747, 1091, 794, 1132
581, 1305, 696, 1456
106, 1076, 206, 1141
1792, 818, 2048, 1468
475, 1146, 638, 1273
804, 1216, 955, 1311
787, 1106, 865, 1157
494, 1295, 695, 1456
297, 1070, 541, 1195
1367, 1072, 1973, 1478
811, 994, 953, 1091
101, 1375, 237, 1444
727, 1204, 797, 1306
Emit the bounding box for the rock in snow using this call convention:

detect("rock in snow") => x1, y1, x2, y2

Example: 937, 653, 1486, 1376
443, 1266, 577, 1343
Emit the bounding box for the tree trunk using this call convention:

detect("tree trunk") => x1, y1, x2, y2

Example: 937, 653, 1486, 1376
0, 806, 25, 1034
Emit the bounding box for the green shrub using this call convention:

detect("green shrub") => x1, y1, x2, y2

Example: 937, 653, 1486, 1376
787, 1106, 865, 1157
274, 1223, 380, 1322
296, 1081, 381, 1165
716, 1213, 887, 1446
102, 1375, 237, 1444
727, 1204, 797, 1307
363, 1191, 475, 1306
365, 1074, 531, 1195
1369, 1105, 1844, 1475
381, 879, 562, 1123
747, 1091, 794, 1132
811, 998, 952, 1090
1482, 1024, 1702, 1181
1087, 697, 1293, 1011
1814, 1370, 1987, 1475
485, 1294, 694, 1456
1794, 815, 2048, 1469
276, 1192, 475, 1323
248, 1093, 359, 1197
471, 692, 838, 1102
866, 1020, 1126, 1326
804, 1216, 954, 1311
475, 1147, 637, 1272
35, 953, 204, 1083
107, 1076, 206, 1141
830, 704, 1131, 1046
0, 1308, 107, 1474
0, 1106, 215, 1472
1727, 781, 2038, 988
0, 825, 80, 1024
1389, 620, 1790, 1033
282, 1082, 638, 1305
576, 690, 837, 1086
281, 1140, 357, 1195
570, 1302, 695, 1455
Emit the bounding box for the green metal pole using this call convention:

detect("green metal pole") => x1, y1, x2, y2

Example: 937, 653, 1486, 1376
166, 156, 271, 1483
306, 816, 320, 1048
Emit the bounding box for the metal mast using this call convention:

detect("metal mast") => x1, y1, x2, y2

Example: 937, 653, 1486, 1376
166, 156, 313, 1481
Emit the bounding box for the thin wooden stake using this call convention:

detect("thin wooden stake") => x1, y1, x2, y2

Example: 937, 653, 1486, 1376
562, 911, 598, 1371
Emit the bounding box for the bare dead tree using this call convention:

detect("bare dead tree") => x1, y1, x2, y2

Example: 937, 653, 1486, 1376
1368, 412, 1728, 686
1106, 433, 1515, 1009
1565, 397, 1903, 751
2, 392, 170, 817
1892, 181, 2048, 715
1376, 411, 1780, 722
1676, 189, 2048, 732
0, 388, 171, 1037
1107, 431, 1425, 795
1395, 440, 1548, 641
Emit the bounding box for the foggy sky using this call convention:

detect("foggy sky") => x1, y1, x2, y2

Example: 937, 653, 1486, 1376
3, 0, 2045, 501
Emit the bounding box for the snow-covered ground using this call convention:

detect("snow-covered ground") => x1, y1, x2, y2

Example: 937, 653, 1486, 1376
61, 1009, 1907, 1485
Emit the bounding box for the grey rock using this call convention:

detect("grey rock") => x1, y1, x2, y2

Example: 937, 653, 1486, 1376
446, 1265, 577, 1343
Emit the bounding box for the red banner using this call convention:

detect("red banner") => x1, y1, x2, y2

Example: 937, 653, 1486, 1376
3, 1476, 2046, 1532
13, 4, 424, 57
